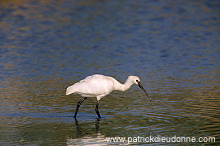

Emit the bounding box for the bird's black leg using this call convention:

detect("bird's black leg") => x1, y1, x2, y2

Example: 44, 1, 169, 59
74, 97, 88, 118
95, 102, 101, 119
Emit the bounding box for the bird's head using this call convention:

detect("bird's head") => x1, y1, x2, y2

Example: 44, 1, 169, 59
128, 76, 140, 84
129, 75, 151, 102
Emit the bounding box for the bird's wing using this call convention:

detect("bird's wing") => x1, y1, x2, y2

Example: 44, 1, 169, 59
66, 74, 114, 97
78, 74, 105, 83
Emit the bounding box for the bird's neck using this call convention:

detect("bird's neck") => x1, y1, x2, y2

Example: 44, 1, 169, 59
115, 78, 133, 91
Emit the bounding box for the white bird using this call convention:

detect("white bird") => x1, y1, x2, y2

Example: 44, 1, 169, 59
66, 74, 151, 118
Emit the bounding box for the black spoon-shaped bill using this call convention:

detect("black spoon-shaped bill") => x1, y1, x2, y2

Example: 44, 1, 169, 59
137, 81, 151, 102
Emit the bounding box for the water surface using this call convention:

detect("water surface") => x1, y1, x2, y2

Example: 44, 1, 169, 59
0, 0, 219, 145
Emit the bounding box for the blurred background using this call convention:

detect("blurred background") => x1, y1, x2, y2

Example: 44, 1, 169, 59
0, 0, 219, 145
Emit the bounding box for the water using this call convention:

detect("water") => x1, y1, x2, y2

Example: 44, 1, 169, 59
0, 0, 219, 145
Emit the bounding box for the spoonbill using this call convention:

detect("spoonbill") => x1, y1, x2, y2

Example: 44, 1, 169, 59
66, 74, 151, 118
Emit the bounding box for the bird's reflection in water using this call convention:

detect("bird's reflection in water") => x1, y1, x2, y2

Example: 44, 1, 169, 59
67, 118, 109, 145
74, 117, 100, 134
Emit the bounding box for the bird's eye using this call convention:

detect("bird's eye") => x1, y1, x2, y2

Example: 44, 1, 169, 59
136, 80, 139, 83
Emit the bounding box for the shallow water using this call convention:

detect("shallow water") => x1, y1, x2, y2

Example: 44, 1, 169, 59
0, 0, 219, 145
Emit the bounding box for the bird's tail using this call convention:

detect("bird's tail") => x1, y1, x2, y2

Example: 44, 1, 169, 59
66, 85, 75, 95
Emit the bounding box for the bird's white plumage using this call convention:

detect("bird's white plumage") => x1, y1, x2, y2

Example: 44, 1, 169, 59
66, 74, 151, 118
66, 75, 113, 100
66, 74, 140, 101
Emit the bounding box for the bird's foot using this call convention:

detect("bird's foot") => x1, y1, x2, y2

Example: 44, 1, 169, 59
74, 116, 79, 126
